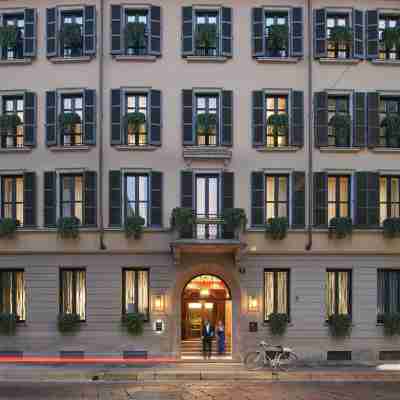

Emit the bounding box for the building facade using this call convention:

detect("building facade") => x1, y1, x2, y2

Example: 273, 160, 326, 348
0, 0, 400, 361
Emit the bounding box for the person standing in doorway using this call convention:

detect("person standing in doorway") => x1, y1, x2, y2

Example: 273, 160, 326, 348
216, 320, 225, 355
202, 319, 214, 359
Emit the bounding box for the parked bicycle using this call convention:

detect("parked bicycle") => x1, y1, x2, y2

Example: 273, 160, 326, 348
244, 341, 298, 371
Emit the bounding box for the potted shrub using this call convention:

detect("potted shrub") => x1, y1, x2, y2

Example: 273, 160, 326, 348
267, 24, 289, 56
329, 217, 352, 239
196, 24, 217, 52
197, 113, 218, 137
59, 23, 82, 56
0, 114, 22, 137
58, 113, 81, 136
265, 217, 289, 240
383, 217, 400, 238
382, 27, 400, 51
170, 207, 194, 239
124, 215, 146, 239
267, 113, 289, 139
329, 26, 353, 49
124, 22, 147, 53
327, 314, 352, 338
122, 312, 145, 336
382, 313, 400, 336
125, 112, 146, 138
0, 218, 18, 238
329, 114, 351, 147
0, 25, 18, 50
381, 113, 400, 148
57, 216, 80, 239
57, 313, 81, 334
0, 313, 17, 335
269, 313, 289, 336
222, 208, 247, 238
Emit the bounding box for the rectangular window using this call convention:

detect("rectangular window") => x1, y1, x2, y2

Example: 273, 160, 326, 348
379, 97, 400, 148
379, 176, 400, 224
1, 13, 24, 60
377, 270, 400, 322
265, 175, 289, 220
1, 96, 24, 148
327, 13, 351, 59
195, 10, 219, 56
195, 94, 219, 146
61, 94, 83, 146
326, 270, 352, 319
60, 269, 86, 321
1, 176, 23, 225
266, 94, 289, 147
125, 93, 148, 146
264, 269, 290, 321
60, 10, 83, 57
0, 270, 25, 321
60, 175, 83, 222
328, 176, 350, 222
122, 269, 149, 320
328, 95, 351, 147
378, 14, 400, 60
125, 9, 149, 55
125, 174, 149, 226
265, 10, 289, 57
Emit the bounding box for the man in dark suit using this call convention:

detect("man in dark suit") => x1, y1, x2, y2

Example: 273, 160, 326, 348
202, 319, 214, 359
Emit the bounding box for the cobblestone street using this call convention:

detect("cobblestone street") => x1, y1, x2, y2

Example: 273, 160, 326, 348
0, 382, 399, 400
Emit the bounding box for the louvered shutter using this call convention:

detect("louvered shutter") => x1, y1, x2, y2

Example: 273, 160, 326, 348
252, 91, 265, 147
46, 7, 57, 57
150, 171, 163, 227
111, 5, 122, 55
251, 172, 265, 226
24, 8, 36, 57
221, 90, 233, 146
353, 9, 364, 59
182, 7, 193, 56
24, 92, 36, 146
314, 92, 328, 147
291, 90, 304, 147
221, 7, 232, 57
111, 89, 122, 145
150, 90, 161, 145
291, 7, 303, 57
292, 171, 305, 229
46, 91, 57, 146
222, 172, 234, 239
84, 5, 96, 56
182, 90, 194, 145
313, 172, 327, 227
356, 172, 379, 228
84, 171, 97, 227
367, 92, 380, 148
252, 8, 264, 57
44, 172, 57, 227
84, 89, 96, 145
366, 10, 379, 59
23, 172, 36, 227
353, 92, 366, 147
181, 171, 193, 209
109, 170, 122, 227
314, 9, 327, 58
149, 6, 161, 56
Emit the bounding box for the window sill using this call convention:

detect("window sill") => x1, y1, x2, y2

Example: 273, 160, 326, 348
114, 145, 159, 152
114, 55, 157, 62
185, 55, 229, 63
371, 147, 400, 153
0, 147, 32, 153
371, 59, 400, 66
183, 146, 232, 161
255, 56, 300, 64
49, 146, 91, 152
0, 58, 32, 65
49, 56, 92, 64
256, 146, 300, 153
319, 147, 361, 153
318, 58, 361, 65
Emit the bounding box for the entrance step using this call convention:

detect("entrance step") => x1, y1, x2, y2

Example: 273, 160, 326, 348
181, 338, 232, 358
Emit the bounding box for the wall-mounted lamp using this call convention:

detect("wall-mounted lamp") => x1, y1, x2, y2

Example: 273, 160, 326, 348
248, 295, 259, 312
153, 294, 165, 313
154, 319, 164, 333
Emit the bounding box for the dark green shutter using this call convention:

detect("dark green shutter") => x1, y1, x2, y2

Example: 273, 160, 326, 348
150, 89, 161, 145
150, 171, 162, 227
24, 92, 36, 146
292, 171, 305, 229
182, 7, 193, 56
23, 172, 36, 227
109, 170, 122, 227
46, 7, 57, 57
84, 171, 97, 227
221, 90, 233, 146
291, 7, 303, 57
353, 9, 364, 59
314, 9, 327, 58
84, 89, 96, 145
366, 10, 379, 59
84, 5, 96, 56
222, 172, 234, 238
367, 92, 380, 148
24, 8, 36, 57
181, 171, 193, 209
149, 6, 161, 56
314, 92, 328, 147
313, 172, 327, 227
251, 172, 265, 226
111, 5, 122, 55
252, 8, 264, 57
291, 90, 304, 147
111, 89, 122, 145
353, 92, 366, 147
44, 171, 56, 227
221, 7, 232, 57
182, 90, 194, 145
45, 91, 57, 146
252, 91, 265, 147
356, 172, 379, 228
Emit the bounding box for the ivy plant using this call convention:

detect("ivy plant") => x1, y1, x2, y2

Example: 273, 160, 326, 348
383, 217, 400, 239
196, 24, 217, 49
124, 22, 147, 50
0, 313, 17, 335
267, 25, 289, 54
382, 27, 400, 51
0, 114, 22, 136
269, 313, 289, 336
57, 217, 80, 239
122, 312, 145, 336
59, 23, 82, 51
327, 314, 352, 339
265, 217, 288, 240
329, 114, 351, 146
57, 313, 81, 334
0, 218, 18, 238
381, 113, 400, 148
0, 25, 18, 49
329, 26, 353, 47
267, 113, 289, 138
222, 208, 247, 233
329, 217, 353, 239
124, 215, 146, 239
382, 313, 400, 336
58, 113, 81, 134
170, 207, 195, 238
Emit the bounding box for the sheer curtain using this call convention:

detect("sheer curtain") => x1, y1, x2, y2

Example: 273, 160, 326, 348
338, 272, 349, 315
15, 271, 25, 321
276, 272, 287, 314
378, 270, 400, 316
75, 270, 86, 320
326, 271, 336, 319
264, 272, 274, 320
138, 271, 149, 314
62, 271, 74, 315
326, 271, 350, 318
125, 270, 136, 313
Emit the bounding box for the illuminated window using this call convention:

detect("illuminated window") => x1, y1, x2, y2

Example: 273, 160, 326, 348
1, 176, 24, 225
326, 270, 352, 319
60, 269, 86, 321
266, 94, 288, 147
125, 175, 149, 226
378, 14, 400, 60
264, 269, 289, 321
265, 175, 289, 220
0, 270, 25, 321
195, 10, 219, 57
1, 13, 24, 60
122, 269, 149, 320
379, 176, 400, 224
196, 94, 218, 146
60, 175, 83, 222
61, 94, 83, 146
326, 13, 351, 59
328, 176, 350, 222
125, 93, 148, 146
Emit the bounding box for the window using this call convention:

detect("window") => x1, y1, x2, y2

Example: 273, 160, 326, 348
379, 97, 400, 148
125, 9, 149, 55
378, 270, 400, 322
328, 95, 351, 147
379, 14, 400, 60
195, 94, 219, 146
1, 96, 24, 148
125, 175, 149, 226
122, 269, 149, 320
195, 10, 219, 56
264, 270, 290, 321
327, 13, 351, 59
125, 93, 148, 146
1, 13, 24, 60
266, 94, 289, 147
379, 176, 400, 224
61, 94, 83, 146
60, 175, 83, 222
265, 10, 289, 57
1, 176, 23, 225
60, 269, 86, 321
60, 10, 83, 57
0, 270, 25, 321
265, 175, 289, 220
328, 176, 350, 222
326, 270, 352, 319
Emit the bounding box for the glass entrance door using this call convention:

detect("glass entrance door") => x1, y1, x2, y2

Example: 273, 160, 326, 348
196, 175, 219, 239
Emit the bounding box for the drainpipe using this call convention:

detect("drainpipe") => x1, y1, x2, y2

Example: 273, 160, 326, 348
305, 0, 313, 251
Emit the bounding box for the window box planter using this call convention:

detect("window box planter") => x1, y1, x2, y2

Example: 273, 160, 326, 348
0, 313, 17, 335
124, 216, 145, 239
327, 314, 352, 339
121, 312, 145, 336
383, 218, 400, 238
268, 313, 289, 336
329, 217, 353, 239
57, 313, 81, 334
265, 217, 289, 240
380, 313, 400, 336
57, 217, 80, 239
0, 218, 19, 238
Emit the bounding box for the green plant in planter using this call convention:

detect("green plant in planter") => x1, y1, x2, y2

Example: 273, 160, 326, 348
125, 112, 146, 136
0, 25, 18, 49
382, 313, 400, 336
0, 114, 22, 136
267, 24, 289, 54
383, 218, 400, 238
197, 113, 218, 135
59, 23, 82, 51
327, 314, 352, 338
124, 215, 146, 239
196, 24, 217, 50
267, 113, 289, 137
329, 114, 351, 146
57, 313, 81, 334
381, 114, 400, 148
265, 217, 288, 240
122, 312, 145, 335
382, 27, 400, 50
269, 313, 289, 336
329, 26, 353, 48
0, 218, 18, 238
170, 207, 195, 238
0, 313, 17, 335
329, 217, 353, 239
58, 113, 81, 134
125, 22, 147, 50
222, 208, 247, 233
57, 217, 80, 239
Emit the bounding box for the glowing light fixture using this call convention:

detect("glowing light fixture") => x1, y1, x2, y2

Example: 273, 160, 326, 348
248, 295, 259, 312
200, 288, 210, 297
153, 294, 165, 312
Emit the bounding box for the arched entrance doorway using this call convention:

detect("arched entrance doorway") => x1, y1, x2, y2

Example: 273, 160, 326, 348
181, 274, 232, 359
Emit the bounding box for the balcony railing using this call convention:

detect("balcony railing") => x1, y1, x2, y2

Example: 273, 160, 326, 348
178, 215, 236, 240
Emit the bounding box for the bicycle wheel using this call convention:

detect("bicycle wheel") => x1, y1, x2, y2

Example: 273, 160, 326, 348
244, 352, 264, 370
277, 351, 298, 371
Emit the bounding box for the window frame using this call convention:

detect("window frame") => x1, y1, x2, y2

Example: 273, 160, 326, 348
378, 13, 400, 61
59, 174, 84, 222
124, 8, 149, 56
1, 12, 24, 60
377, 269, 400, 323
379, 175, 400, 224
60, 92, 84, 146
194, 8, 220, 57
379, 96, 400, 148
265, 93, 289, 147
0, 269, 26, 322
326, 11, 352, 59
59, 8, 84, 58
264, 9, 290, 58
1, 175, 24, 226
326, 269, 352, 320
124, 173, 150, 227
327, 94, 352, 147
124, 91, 149, 146
327, 175, 351, 223
194, 92, 220, 146
265, 174, 290, 221
1, 94, 24, 149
